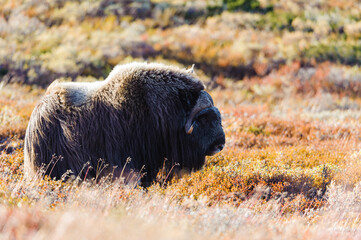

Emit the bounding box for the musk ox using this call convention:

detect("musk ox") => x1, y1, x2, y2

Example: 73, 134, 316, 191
24, 62, 225, 186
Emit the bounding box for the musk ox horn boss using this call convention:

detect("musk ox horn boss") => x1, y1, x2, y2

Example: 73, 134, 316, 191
24, 62, 225, 186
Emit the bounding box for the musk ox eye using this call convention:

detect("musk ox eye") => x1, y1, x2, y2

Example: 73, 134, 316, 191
195, 108, 218, 124
197, 113, 209, 122
196, 113, 214, 126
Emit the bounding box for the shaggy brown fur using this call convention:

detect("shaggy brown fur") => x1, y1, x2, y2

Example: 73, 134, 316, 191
24, 62, 225, 186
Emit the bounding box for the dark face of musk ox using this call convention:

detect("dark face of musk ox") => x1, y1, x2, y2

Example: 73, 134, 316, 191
191, 107, 225, 156
183, 91, 225, 169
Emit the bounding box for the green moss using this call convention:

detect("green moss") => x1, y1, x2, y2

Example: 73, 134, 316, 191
305, 42, 361, 65
247, 125, 269, 136
207, 0, 273, 14
224, 0, 261, 12
256, 11, 296, 31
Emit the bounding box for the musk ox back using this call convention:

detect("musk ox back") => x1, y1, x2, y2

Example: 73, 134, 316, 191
24, 62, 225, 186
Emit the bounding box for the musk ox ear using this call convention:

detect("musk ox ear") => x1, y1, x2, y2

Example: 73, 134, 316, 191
185, 91, 214, 134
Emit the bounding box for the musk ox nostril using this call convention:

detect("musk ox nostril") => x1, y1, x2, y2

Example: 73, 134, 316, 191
217, 144, 224, 151
206, 142, 225, 156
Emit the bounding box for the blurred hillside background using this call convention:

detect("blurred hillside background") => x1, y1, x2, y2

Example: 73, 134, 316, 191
2, 0, 361, 93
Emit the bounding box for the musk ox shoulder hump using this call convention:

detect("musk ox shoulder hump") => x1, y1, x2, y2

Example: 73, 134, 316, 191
46, 79, 104, 107
104, 62, 204, 91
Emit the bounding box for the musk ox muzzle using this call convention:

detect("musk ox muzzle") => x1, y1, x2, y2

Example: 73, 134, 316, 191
24, 62, 225, 186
